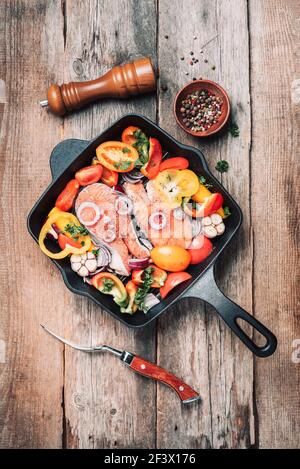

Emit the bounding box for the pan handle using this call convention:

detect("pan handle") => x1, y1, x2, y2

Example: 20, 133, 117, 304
50, 138, 91, 180
181, 266, 277, 357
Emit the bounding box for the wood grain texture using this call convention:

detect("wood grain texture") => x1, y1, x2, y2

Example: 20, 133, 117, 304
60, 0, 157, 449
249, 0, 300, 449
0, 0, 65, 448
156, 0, 254, 448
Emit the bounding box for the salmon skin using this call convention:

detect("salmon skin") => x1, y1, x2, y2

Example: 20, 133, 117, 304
75, 183, 149, 276
123, 182, 193, 249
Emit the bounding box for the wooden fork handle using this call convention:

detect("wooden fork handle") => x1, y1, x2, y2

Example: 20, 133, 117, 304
126, 355, 200, 404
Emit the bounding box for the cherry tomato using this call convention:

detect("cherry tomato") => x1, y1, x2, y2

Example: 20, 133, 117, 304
96, 141, 139, 172
100, 167, 119, 187
55, 179, 80, 211
160, 271, 192, 299
75, 164, 103, 186
58, 233, 82, 250
188, 235, 213, 264
151, 245, 191, 272
141, 138, 162, 180
159, 157, 189, 172
121, 126, 140, 145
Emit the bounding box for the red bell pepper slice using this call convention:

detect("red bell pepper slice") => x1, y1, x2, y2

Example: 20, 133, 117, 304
159, 157, 189, 172
58, 233, 82, 250
160, 272, 192, 299
141, 137, 162, 180
132, 266, 167, 288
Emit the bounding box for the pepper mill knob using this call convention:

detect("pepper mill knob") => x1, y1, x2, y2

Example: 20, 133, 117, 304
41, 57, 156, 116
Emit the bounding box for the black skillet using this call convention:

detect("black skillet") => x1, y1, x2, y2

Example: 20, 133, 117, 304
27, 114, 277, 357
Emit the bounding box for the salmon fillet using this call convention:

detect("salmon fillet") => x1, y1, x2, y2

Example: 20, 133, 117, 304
75, 184, 149, 276
124, 182, 193, 249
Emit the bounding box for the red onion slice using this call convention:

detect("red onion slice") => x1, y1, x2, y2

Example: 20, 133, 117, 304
77, 201, 102, 227
173, 207, 186, 220
142, 293, 160, 312
128, 258, 150, 269
149, 211, 167, 230
114, 196, 133, 215
103, 230, 116, 243
139, 237, 153, 251
191, 218, 202, 238
112, 185, 125, 194
46, 225, 59, 240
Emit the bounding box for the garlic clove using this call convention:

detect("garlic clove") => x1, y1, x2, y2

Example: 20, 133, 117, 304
70, 254, 82, 263
71, 262, 82, 272
211, 213, 223, 225
216, 222, 225, 235
85, 259, 98, 273
202, 216, 212, 226
86, 252, 95, 260
203, 225, 218, 238
78, 265, 89, 277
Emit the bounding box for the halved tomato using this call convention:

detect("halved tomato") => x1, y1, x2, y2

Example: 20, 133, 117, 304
159, 157, 189, 172
183, 193, 223, 218
132, 266, 167, 288
100, 167, 119, 187
55, 179, 80, 212
188, 235, 213, 264
121, 126, 140, 145
160, 272, 192, 299
96, 141, 139, 172
140, 137, 162, 180
75, 165, 103, 186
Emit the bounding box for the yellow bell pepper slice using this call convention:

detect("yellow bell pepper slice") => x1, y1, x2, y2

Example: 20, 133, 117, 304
39, 210, 91, 259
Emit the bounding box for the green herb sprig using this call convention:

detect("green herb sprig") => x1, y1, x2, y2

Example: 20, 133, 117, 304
134, 267, 153, 309
133, 129, 150, 166
228, 122, 239, 137
215, 160, 229, 173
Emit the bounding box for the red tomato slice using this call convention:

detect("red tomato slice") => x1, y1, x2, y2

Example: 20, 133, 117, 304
100, 167, 119, 187
188, 235, 213, 264
141, 137, 162, 180
55, 179, 80, 212
75, 165, 103, 186
132, 267, 167, 288
58, 233, 82, 250
159, 157, 189, 172
96, 141, 138, 172
121, 126, 140, 145
160, 272, 192, 299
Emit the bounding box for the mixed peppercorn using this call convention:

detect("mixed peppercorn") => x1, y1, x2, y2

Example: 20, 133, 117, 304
179, 89, 223, 132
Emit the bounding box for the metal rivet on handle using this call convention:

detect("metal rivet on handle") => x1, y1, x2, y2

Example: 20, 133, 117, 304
179, 386, 184, 391
141, 364, 146, 370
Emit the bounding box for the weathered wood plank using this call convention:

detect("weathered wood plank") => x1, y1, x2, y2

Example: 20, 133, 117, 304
249, 0, 300, 449
0, 0, 65, 448
157, 0, 254, 448
60, 0, 157, 448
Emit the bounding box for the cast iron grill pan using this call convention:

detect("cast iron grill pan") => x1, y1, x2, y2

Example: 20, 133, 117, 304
27, 114, 277, 357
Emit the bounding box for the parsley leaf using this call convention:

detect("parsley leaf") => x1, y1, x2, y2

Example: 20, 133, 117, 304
101, 278, 115, 293
199, 175, 213, 189
92, 249, 99, 256
114, 160, 132, 171
215, 160, 229, 173
132, 130, 150, 164
64, 223, 89, 239
228, 122, 239, 137
122, 147, 131, 153
223, 206, 231, 217
134, 267, 154, 309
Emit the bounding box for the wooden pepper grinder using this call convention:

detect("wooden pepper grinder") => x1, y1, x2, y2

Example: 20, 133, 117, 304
40, 57, 156, 116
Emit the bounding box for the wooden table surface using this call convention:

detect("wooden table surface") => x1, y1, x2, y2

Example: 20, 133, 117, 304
0, 0, 299, 449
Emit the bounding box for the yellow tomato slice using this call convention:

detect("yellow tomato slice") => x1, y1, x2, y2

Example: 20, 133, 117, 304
175, 169, 199, 196
96, 141, 139, 172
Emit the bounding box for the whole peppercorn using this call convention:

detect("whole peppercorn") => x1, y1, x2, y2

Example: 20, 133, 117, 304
179, 88, 223, 133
